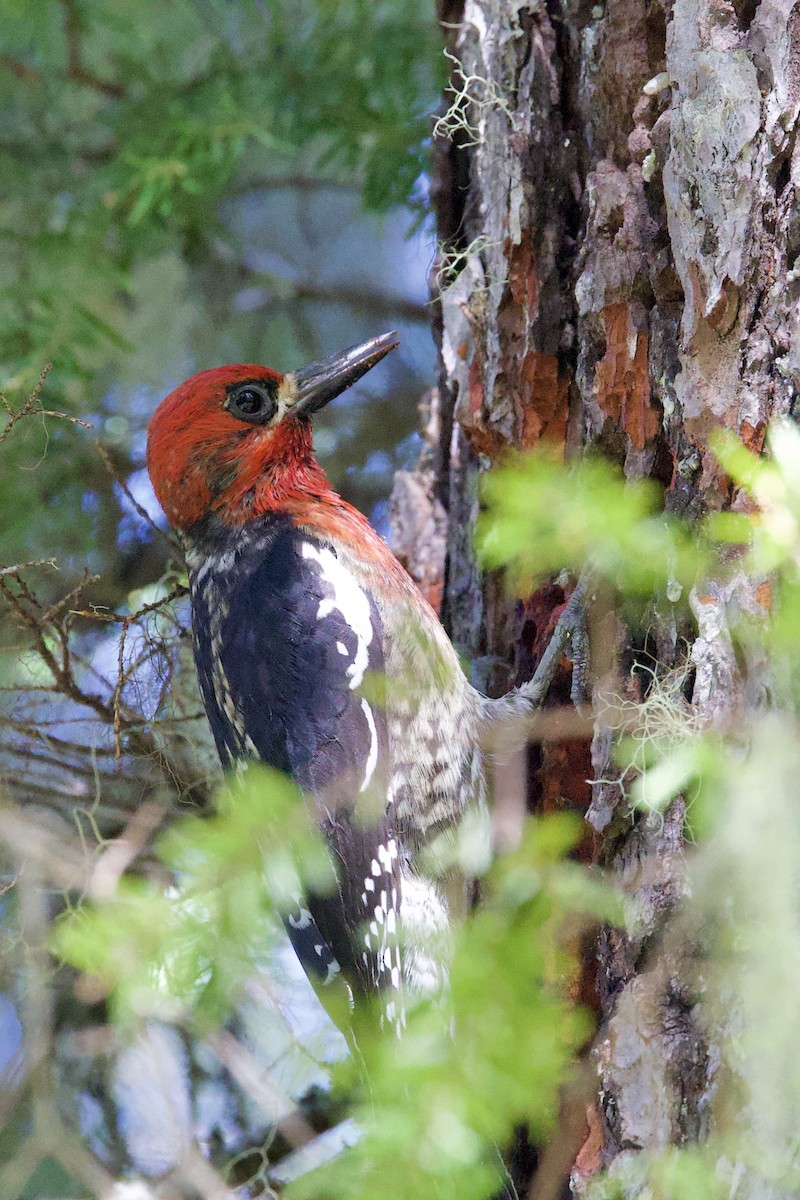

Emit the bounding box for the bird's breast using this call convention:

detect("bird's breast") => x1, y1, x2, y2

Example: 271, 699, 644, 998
334, 545, 484, 844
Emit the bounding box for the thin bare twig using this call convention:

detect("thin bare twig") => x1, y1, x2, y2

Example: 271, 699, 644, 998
0, 364, 51, 445
0, 559, 58, 577
0, 366, 92, 458
482, 572, 595, 760
206, 1030, 320, 1152
104, 585, 190, 758
40, 569, 101, 626
113, 619, 130, 758
87, 800, 169, 899
96, 440, 181, 551
0, 573, 209, 809
0, 53, 44, 84
58, 0, 124, 98
519, 573, 592, 709
70, 584, 189, 628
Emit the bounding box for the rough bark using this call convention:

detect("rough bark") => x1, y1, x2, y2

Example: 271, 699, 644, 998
403, 0, 800, 1191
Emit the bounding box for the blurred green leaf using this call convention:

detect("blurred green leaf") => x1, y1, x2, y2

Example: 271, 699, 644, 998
477, 450, 707, 594
54, 763, 336, 1025
291, 816, 599, 1200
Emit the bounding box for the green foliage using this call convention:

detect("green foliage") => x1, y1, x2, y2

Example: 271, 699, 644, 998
0, 0, 442, 588
479, 424, 800, 1198
478, 449, 706, 595
56, 794, 602, 1199
291, 816, 604, 1200
6, 14, 800, 1170
55, 764, 336, 1027
713, 422, 800, 672
479, 421, 800, 616
0, 0, 442, 391
21, 418, 800, 1198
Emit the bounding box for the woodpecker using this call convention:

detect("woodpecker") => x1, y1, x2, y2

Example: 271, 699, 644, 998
146, 333, 542, 1022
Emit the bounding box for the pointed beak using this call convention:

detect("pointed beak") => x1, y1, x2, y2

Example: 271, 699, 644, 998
288, 331, 399, 417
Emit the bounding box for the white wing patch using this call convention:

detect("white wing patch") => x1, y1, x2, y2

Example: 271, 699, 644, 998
301, 542, 379, 795
300, 543, 373, 688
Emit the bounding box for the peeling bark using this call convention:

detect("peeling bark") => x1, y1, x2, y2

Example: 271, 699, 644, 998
396, 0, 800, 1192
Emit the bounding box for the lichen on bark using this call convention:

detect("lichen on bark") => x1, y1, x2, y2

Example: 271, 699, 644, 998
398, 0, 800, 1192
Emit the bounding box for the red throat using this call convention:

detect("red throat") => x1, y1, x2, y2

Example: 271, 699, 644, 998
212, 419, 332, 522
212, 419, 407, 582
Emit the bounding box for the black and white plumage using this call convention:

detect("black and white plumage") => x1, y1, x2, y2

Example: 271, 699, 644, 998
184, 514, 465, 1016
147, 337, 547, 1032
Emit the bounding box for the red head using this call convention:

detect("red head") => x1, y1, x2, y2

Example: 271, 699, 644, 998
146, 333, 398, 534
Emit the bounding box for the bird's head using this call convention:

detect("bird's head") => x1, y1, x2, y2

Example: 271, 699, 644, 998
147, 332, 398, 533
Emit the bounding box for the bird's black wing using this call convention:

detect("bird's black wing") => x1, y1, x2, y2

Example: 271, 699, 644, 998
192, 524, 401, 996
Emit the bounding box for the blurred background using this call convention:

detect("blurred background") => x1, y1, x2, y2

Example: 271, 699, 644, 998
6, 7, 800, 1200
0, 0, 444, 598
0, 3, 446, 1194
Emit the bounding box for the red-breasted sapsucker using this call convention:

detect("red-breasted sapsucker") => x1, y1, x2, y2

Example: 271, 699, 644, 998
147, 333, 540, 1027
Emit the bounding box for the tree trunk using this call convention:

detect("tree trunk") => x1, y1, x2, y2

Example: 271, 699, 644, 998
408, 0, 800, 1190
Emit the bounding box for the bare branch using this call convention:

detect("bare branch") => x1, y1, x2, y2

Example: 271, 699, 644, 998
0, 54, 45, 84
96, 440, 181, 552
0, 364, 52, 445
237, 278, 429, 324
0, 571, 210, 810
58, 0, 124, 98
0, 559, 58, 577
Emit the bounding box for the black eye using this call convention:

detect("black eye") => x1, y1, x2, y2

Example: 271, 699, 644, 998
227, 381, 279, 424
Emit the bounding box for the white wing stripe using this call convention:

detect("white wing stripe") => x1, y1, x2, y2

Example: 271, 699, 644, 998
359, 697, 378, 792
300, 542, 373, 688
